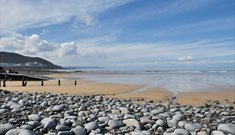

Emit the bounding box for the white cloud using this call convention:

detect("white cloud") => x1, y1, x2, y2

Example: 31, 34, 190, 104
0, 0, 134, 33
178, 55, 193, 61
0, 33, 52, 55
57, 42, 78, 57
0, 33, 234, 67
40, 29, 49, 35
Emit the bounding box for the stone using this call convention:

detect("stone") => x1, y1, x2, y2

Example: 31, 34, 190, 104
28, 114, 41, 121
78, 105, 87, 111
52, 105, 64, 112
123, 118, 143, 129
184, 123, 202, 131
124, 114, 136, 119
0, 108, 8, 113
140, 117, 155, 124
197, 131, 208, 135
40, 101, 48, 107
56, 125, 71, 131
98, 116, 110, 123
150, 109, 162, 115
108, 119, 123, 129
172, 113, 183, 121
130, 131, 145, 135
85, 121, 99, 131
5, 129, 35, 135
211, 130, 225, 135
0, 123, 15, 135
217, 124, 235, 134
173, 129, 190, 135
41, 118, 57, 129
20, 125, 33, 130
27, 121, 41, 127
155, 119, 165, 127
72, 126, 86, 135
178, 121, 187, 128
58, 131, 74, 135
119, 107, 130, 114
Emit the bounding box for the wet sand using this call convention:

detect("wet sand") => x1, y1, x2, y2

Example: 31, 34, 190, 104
108, 87, 172, 104
1, 79, 142, 96
177, 88, 235, 106
1, 73, 234, 106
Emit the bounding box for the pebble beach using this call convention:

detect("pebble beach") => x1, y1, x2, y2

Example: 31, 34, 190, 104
0, 89, 235, 135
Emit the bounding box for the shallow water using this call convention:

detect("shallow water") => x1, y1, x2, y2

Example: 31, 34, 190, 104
68, 70, 235, 93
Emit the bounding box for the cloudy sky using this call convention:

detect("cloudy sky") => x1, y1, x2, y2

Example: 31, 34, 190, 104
0, 0, 234, 70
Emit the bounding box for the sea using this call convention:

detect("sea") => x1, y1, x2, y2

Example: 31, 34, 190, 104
55, 67, 235, 93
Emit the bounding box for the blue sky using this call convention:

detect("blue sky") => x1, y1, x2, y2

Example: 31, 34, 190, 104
0, 0, 234, 70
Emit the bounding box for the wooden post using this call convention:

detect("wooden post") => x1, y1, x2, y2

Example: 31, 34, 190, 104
58, 79, 60, 86
22, 77, 25, 86
75, 80, 77, 86
41, 80, 44, 86
3, 80, 6, 87
22, 80, 25, 86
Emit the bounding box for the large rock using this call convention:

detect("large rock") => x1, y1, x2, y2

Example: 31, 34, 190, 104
0, 123, 15, 135
41, 118, 56, 129
5, 129, 35, 135
85, 121, 99, 131
123, 119, 143, 129
217, 124, 235, 134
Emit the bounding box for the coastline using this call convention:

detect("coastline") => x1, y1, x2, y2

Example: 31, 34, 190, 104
1, 73, 234, 106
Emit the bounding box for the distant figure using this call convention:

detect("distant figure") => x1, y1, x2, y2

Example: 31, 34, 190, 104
75, 80, 77, 85
41, 80, 44, 86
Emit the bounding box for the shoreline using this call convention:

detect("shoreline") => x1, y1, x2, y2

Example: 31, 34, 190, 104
0, 73, 234, 106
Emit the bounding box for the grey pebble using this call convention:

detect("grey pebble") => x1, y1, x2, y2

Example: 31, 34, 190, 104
5, 129, 35, 135
0, 123, 15, 135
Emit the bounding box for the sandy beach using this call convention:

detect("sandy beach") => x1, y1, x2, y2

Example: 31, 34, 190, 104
0, 73, 234, 106
177, 88, 235, 106
1, 79, 141, 96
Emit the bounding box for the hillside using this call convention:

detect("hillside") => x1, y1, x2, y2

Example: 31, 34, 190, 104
0, 52, 62, 69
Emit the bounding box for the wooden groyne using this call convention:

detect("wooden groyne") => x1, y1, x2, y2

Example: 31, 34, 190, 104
0, 73, 49, 81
